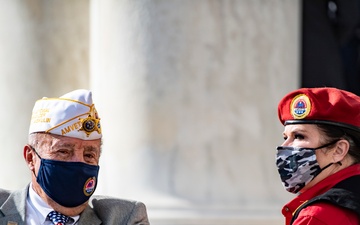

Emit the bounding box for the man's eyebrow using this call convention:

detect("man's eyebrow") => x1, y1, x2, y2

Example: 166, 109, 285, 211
51, 143, 75, 149
84, 146, 99, 152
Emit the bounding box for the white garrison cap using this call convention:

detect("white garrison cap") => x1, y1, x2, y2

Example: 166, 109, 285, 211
29, 89, 102, 140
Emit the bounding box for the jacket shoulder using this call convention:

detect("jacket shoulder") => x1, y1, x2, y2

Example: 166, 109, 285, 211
296, 202, 359, 224
88, 195, 150, 225
0, 188, 12, 205
89, 195, 145, 211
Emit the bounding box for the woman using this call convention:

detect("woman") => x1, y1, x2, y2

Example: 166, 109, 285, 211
276, 87, 360, 225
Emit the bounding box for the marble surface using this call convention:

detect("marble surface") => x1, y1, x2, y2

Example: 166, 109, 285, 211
90, 0, 300, 224
0, 0, 299, 224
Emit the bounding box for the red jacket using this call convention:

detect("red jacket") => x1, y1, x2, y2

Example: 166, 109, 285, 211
282, 164, 360, 225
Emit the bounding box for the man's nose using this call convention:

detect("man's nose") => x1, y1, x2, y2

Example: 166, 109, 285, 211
70, 152, 85, 163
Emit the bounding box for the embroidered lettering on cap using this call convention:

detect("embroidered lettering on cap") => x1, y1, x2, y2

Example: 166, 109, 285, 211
61, 121, 82, 135
31, 108, 51, 124
32, 117, 51, 123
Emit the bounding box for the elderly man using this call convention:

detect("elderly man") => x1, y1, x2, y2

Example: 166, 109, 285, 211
0, 89, 150, 225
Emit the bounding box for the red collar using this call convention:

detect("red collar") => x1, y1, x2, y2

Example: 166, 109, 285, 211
282, 164, 360, 224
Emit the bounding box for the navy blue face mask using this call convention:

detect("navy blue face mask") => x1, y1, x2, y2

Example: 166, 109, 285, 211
30, 146, 100, 207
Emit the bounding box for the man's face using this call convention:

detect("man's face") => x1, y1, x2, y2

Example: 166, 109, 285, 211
24, 133, 101, 216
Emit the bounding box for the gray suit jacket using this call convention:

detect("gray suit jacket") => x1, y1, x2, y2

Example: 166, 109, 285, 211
0, 185, 150, 225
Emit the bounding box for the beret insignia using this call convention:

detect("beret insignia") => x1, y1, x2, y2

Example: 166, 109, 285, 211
290, 94, 311, 119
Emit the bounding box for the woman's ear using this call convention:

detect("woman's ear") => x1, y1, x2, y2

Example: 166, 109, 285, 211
332, 139, 350, 163
24, 145, 36, 170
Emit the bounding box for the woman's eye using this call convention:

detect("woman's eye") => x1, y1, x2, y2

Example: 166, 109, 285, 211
294, 134, 304, 139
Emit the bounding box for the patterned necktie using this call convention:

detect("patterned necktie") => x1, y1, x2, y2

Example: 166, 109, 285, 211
48, 211, 71, 225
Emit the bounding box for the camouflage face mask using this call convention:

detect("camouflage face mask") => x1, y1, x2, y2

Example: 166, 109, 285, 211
275, 140, 338, 194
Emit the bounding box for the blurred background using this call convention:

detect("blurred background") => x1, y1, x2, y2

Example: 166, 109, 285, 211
0, 0, 359, 224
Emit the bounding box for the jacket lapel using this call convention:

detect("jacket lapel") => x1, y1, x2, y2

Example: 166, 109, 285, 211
0, 185, 102, 225
0, 186, 28, 225
78, 206, 102, 225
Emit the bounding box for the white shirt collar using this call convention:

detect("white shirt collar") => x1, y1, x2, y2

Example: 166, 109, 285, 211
27, 183, 80, 224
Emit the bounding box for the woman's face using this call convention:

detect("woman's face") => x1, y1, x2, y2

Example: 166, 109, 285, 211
281, 124, 334, 171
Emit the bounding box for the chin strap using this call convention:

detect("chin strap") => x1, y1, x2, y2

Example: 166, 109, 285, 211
321, 161, 342, 172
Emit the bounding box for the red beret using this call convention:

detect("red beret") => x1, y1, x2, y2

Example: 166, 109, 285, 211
278, 87, 360, 132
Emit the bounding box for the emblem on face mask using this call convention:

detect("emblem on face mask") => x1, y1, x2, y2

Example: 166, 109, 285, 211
290, 94, 311, 119
83, 177, 97, 196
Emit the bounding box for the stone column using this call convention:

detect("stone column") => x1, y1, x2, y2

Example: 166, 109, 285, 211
0, 0, 90, 189
0, 0, 42, 189
90, 1, 299, 224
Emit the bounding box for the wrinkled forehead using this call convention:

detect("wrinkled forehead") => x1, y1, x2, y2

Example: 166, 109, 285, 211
30, 132, 101, 151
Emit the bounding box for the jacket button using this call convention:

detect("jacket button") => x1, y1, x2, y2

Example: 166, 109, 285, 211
284, 207, 290, 212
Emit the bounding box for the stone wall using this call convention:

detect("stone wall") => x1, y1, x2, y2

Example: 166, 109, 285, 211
0, 1, 299, 224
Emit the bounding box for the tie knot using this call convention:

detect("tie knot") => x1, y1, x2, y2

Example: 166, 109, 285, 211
48, 211, 71, 225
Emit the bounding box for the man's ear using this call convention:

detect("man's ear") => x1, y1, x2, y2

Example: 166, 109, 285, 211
24, 145, 36, 170
332, 139, 350, 163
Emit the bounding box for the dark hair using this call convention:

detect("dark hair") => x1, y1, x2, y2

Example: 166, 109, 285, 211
316, 124, 360, 163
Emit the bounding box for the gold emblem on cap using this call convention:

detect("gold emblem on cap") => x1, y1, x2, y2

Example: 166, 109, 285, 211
79, 106, 101, 137
290, 94, 311, 119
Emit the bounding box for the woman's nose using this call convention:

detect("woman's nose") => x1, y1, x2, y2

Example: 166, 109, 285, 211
281, 139, 291, 146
